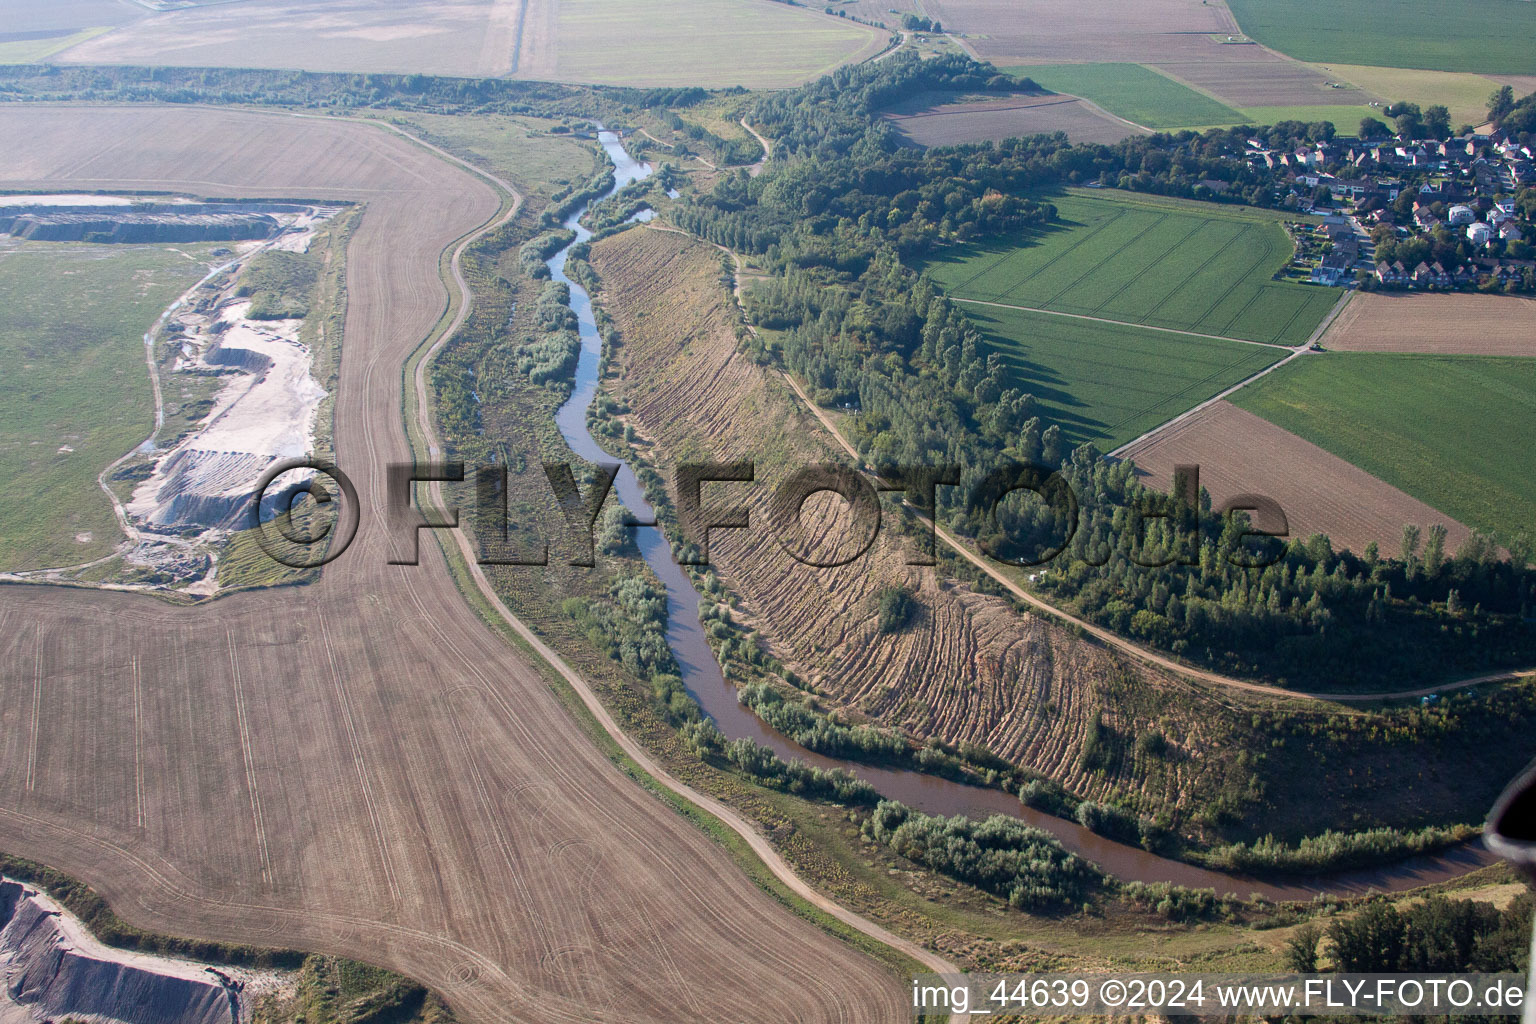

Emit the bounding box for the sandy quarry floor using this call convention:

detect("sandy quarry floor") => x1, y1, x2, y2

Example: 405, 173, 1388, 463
127, 301, 326, 537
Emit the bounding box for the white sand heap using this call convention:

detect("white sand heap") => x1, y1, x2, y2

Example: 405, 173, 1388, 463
129, 301, 326, 530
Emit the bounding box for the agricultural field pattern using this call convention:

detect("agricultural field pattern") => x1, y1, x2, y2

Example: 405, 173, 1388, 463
927, 192, 1340, 344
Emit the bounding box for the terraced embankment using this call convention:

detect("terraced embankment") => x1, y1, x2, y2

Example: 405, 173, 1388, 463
588, 225, 1536, 863
589, 226, 1236, 815
0, 105, 907, 1024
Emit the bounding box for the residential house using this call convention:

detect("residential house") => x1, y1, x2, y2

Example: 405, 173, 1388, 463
1447, 204, 1476, 224
1375, 261, 1408, 286
1500, 221, 1524, 243
1312, 251, 1351, 285
1327, 177, 1377, 202
1411, 261, 1451, 288
1468, 221, 1494, 246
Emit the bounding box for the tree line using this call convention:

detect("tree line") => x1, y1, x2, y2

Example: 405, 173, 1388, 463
675, 53, 1536, 691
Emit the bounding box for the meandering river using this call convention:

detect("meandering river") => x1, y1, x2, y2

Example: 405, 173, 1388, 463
543, 131, 1496, 902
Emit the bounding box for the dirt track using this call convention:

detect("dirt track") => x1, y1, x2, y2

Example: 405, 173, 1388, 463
0, 106, 908, 1023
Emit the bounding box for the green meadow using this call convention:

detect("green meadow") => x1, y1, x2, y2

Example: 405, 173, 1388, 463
1227, 0, 1536, 74
0, 242, 214, 570
926, 190, 1339, 346
1007, 63, 1246, 129
961, 305, 1283, 449
1233, 353, 1536, 542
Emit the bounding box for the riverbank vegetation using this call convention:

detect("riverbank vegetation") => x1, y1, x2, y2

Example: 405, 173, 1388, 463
399, 65, 1536, 978
669, 53, 1535, 693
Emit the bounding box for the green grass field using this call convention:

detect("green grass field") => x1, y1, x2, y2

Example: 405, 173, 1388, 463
1232, 353, 1536, 542
1005, 63, 1246, 129
961, 305, 1283, 448
384, 113, 601, 202
555, 0, 881, 88
0, 242, 215, 571
926, 190, 1340, 345
1227, 0, 1536, 74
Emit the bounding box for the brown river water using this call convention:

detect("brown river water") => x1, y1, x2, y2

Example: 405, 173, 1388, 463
547, 132, 1498, 903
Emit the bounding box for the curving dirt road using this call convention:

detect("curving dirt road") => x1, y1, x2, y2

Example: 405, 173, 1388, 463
738, 119, 772, 177
0, 105, 916, 1024
775, 371, 1535, 704
395, 113, 964, 995
662, 219, 1533, 706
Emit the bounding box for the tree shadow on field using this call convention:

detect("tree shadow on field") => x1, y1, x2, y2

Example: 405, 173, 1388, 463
921, 188, 1084, 269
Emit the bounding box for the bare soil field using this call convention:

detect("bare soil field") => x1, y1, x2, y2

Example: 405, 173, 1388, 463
1320, 292, 1536, 356
0, 0, 141, 32
886, 94, 1145, 146
0, 106, 906, 1024
924, 0, 1369, 111
1121, 400, 1472, 555
1491, 74, 1536, 96
924, 0, 1240, 62
57, 0, 528, 77
1151, 57, 1373, 109
50, 0, 880, 89
550, 0, 884, 88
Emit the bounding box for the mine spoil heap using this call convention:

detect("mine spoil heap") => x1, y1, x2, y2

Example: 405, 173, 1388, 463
0, 879, 234, 1024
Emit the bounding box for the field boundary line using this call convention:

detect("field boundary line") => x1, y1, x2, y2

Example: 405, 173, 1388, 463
1307, 287, 1355, 346
374, 121, 966, 1006
954, 297, 1290, 348
225, 629, 272, 887
25, 627, 40, 792
316, 613, 401, 905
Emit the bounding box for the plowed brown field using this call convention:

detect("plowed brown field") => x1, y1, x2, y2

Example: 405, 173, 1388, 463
886, 94, 1145, 146
926, 0, 1238, 62
1150, 58, 1372, 108
1320, 292, 1536, 356
591, 227, 1256, 816
0, 106, 907, 1024
925, 0, 1364, 109
1120, 400, 1472, 554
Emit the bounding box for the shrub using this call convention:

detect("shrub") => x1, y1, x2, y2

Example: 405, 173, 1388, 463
1074, 800, 1139, 845
861, 800, 1100, 911
1203, 824, 1475, 874
875, 586, 916, 633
